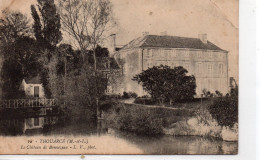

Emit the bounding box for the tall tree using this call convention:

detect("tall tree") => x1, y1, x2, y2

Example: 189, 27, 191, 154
58, 0, 113, 59
58, 0, 114, 118
31, 0, 63, 98
31, 0, 62, 50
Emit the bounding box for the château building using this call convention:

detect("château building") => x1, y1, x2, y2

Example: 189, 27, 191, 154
114, 34, 229, 96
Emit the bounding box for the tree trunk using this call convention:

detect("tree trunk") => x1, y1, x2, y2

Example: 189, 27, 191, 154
93, 46, 99, 119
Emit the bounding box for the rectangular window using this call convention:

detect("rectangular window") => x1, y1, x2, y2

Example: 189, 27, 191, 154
34, 118, 39, 126
209, 52, 213, 58
34, 86, 39, 98
184, 50, 190, 57
208, 79, 212, 91
196, 63, 202, 73
172, 50, 177, 58
146, 49, 151, 58
159, 49, 164, 59
208, 63, 213, 74
184, 62, 190, 72
219, 63, 224, 74
197, 51, 203, 58
171, 62, 176, 68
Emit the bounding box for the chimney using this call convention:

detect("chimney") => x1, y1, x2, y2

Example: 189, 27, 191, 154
198, 34, 207, 44
142, 32, 149, 36
110, 34, 116, 52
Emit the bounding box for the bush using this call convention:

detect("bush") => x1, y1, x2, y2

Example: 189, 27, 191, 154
122, 92, 138, 99
208, 89, 238, 127
117, 106, 163, 135
133, 65, 196, 104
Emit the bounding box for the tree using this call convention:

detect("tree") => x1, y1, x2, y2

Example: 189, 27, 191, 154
133, 65, 196, 104
0, 11, 38, 99
0, 10, 32, 45
58, 0, 114, 118
31, 0, 62, 50
58, 0, 114, 60
1, 37, 40, 99
31, 0, 63, 98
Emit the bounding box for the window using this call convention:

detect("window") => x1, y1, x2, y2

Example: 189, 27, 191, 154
34, 86, 39, 98
159, 49, 164, 59
34, 118, 39, 126
146, 49, 151, 58
208, 79, 212, 91
207, 63, 213, 74
184, 62, 190, 72
196, 63, 202, 73
208, 52, 213, 58
184, 50, 190, 57
171, 50, 177, 58
197, 51, 203, 58
147, 61, 153, 68
171, 62, 176, 68
219, 63, 224, 74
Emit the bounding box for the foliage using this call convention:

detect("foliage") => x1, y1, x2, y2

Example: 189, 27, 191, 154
30, 0, 63, 97
116, 104, 164, 135
31, 0, 62, 50
208, 87, 238, 127
1, 36, 40, 99
103, 102, 193, 135
133, 65, 196, 104
0, 10, 32, 45
45, 50, 107, 118
122, 92, 138, 99
95, 45, 109, 57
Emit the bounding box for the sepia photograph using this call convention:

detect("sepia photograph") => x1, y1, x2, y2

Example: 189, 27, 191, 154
0, 0, 238, 155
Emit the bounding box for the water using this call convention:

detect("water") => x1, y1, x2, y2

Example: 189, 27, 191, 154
0, 116, 238, 155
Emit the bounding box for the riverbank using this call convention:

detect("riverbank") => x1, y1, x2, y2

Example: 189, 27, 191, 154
102, 101, 238, 141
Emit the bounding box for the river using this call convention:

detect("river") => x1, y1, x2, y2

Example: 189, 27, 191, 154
0, 115, 238, 155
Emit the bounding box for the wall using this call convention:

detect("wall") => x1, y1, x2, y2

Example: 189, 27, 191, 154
142, 48, 228, 95
21, 79, 45, 98
115, 48, 145, 96
116, 47, 228, 97
24, 117, 45, 131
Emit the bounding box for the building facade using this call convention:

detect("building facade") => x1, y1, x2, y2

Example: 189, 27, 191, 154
19, 76, 45, 98
114, 34, 229, 96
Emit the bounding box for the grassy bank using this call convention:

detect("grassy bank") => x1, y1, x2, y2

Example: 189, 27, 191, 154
102, 100, 238, 141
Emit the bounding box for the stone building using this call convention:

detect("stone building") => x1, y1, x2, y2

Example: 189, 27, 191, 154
114, 34, 229, 96
19, 76, 45, 98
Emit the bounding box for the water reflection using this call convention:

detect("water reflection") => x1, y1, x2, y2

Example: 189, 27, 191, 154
0, 116, 238, 155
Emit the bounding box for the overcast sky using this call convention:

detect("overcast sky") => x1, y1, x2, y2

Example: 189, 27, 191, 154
0, 0, 238, 79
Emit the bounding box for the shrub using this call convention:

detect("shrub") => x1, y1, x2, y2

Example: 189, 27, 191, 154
117, 106, 163, 135
208, 89, 238, 127
133, 65, 196, 104
122, 92, 130, 99
128, 92, 138, 98
122, 92, 138, 99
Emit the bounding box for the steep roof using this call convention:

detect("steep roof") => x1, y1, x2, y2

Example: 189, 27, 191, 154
25, 76, 41, 84
120, 35, 227, 52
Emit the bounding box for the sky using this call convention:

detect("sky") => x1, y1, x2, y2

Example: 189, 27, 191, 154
0, 0, 238, 79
